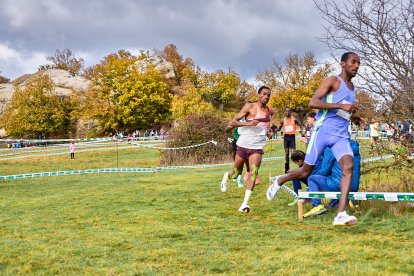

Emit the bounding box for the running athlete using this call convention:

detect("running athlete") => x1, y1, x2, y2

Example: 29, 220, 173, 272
221, 86, 273, 213
267, 52, 362, 226
277, 108, 303, 173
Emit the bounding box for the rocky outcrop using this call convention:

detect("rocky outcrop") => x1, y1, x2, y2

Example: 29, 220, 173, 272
0, 83, 14, 102
0, 69, 92, 137
135, 56, 176, 79
1, 69, 91, 99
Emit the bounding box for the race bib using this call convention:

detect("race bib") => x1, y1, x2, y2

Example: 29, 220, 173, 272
336, 100, 351, 121
285, 125, 294, 133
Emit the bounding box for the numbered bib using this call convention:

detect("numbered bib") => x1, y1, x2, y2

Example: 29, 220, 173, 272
336, 100, 351, 121
285, 125, 294, 133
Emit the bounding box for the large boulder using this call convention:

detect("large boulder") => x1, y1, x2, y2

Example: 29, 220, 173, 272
0, 69, 92, 137
1, 69, 92, 98
0, 83, 14, 102
135, 56, 176, 79
18, 69, 91, 96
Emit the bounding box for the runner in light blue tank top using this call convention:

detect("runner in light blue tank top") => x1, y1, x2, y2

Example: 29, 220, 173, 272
304, 76, 355, 165
266, 52, 364, 226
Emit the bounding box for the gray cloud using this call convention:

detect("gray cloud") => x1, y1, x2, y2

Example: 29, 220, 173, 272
0, 0, 330, 80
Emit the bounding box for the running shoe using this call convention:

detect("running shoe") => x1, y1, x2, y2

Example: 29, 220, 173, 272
238, 202, 250, 213
303, 205, 327, 218
333, 212, 357, 226
236, 175, 243, 188
221, 172, 228, 192
266, 176, 282, 201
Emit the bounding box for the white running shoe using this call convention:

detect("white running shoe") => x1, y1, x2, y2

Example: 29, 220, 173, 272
221, 172, 229, 192
266, 176, 282, 201
333, 212, 357, 226
236, 175, 243, 188
238, 202, 250, 213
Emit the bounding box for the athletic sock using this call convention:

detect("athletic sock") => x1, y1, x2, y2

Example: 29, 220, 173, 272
243, 189, 252, 205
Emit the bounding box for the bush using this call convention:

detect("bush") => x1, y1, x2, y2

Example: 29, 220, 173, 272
160, 112, 232, 165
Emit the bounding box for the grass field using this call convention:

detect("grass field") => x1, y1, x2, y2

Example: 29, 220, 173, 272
1, 139, 413, 274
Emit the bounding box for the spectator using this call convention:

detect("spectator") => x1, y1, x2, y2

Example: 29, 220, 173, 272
271, 123, 277, 139
70, 143, 76, 160
369, 119, 379, 148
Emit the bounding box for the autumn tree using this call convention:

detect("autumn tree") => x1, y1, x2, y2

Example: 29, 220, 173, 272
157, 44, 197, 84
236, 81, 257, 105
0, 75, 73, 138
256, 52, 332, 119
171, 80, 214, 119
81, 50, 171, 133
198, 69, 241, 111
315, 0, 414, 118
45, 49, 85, 76
355, 90, 378, 121
160, 111, 232, 165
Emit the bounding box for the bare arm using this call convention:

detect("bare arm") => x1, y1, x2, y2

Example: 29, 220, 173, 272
309, 76, 354, 112
276, 119, 284, 131
225, 103, 258, 131
295, 119, 304, 134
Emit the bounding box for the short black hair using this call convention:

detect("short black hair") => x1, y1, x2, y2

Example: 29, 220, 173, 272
306, 111, 316, 118
291, 150, 306, 162
341, 52, 358, 62
258, 85, 271, 94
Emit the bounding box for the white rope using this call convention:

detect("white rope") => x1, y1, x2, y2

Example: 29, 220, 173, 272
131, 140, 217, 150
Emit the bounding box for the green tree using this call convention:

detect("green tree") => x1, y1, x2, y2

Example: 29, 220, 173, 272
256, 52, 332, 118
198, 69, 240, 111
46, 49, 84, 76
0, 75, 73, 138
82, 50, 171, 133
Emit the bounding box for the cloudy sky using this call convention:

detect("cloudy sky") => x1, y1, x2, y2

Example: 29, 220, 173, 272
0, 0, 336, 82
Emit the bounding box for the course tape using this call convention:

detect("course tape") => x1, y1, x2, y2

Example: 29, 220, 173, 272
0, 168, 156, 180
0, 153, 404, 182
0, 156, 285, 181
0, 140, 219, 161
298, 191, 414, 202
132, 140, 217, 150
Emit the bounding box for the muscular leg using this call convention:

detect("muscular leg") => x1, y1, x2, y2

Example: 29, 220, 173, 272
246, 153, 262, 191
337, 155, 354, 213
228, 154, 246, 179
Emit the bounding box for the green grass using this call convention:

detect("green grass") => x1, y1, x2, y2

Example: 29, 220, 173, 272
0, 140, 413, 274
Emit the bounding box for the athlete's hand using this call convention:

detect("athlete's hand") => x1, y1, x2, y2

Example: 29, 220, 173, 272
249, 120, 259, 126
